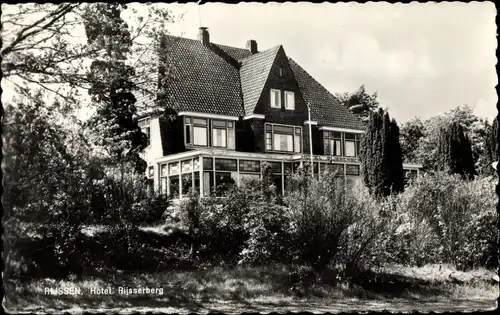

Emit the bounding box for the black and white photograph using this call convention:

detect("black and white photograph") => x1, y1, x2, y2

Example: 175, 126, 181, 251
1, 2, 498, 313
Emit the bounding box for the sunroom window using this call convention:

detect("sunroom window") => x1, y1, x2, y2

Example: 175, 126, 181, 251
265, 123, 302, 153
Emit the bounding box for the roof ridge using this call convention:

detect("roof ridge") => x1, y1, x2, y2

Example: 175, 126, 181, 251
239, 45, 282, 115
239, 45, 281, 62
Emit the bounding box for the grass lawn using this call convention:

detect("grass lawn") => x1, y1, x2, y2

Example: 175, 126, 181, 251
4, 264, 498, 313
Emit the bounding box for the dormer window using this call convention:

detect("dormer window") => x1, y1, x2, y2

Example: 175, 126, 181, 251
185, 117, 208, 147
184, 116, 235, 149
212, 120, 235, 149
270, 89, 281, 108
285, 91, 295, 110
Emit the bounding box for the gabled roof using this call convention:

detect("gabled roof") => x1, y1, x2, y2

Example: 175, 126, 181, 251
157, 35, 245, 117
142, 33, 364, 131
239, 45, 281, 116
288, 58, 365, 131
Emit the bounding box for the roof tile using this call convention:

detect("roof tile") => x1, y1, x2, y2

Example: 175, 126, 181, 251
239, 46, 281, 116
289, 58, 365, 130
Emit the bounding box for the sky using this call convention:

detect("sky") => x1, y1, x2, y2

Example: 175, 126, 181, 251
164, 2, 497, 123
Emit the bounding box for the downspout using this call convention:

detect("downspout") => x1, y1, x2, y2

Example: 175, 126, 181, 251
307, 102, 314, 177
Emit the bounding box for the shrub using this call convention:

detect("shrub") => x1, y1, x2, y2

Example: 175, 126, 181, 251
239, 201, 293, 265
284, 170, 361, 272
129, 193, 171, 225
180, 187, 250, 266
382, 172, 497, 270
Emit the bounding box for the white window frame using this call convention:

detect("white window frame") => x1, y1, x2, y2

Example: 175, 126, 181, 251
193, 126, 208, 146
184, 117, 208, 147
265, 123, 302, 153
284, 91, 295, 110
270, 89, 281, 108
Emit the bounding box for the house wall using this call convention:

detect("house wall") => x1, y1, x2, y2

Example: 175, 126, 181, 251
251, 47, 309, 153
142, 116, 164, 164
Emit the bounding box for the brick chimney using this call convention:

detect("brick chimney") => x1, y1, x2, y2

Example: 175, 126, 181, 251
198, 27, 210, 47
246, 39, 258, 54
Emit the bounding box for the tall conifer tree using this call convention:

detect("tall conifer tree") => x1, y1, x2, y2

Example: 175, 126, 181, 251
84, 3, 147, 173
360, 108, 404, 198
437, 121, 476, 179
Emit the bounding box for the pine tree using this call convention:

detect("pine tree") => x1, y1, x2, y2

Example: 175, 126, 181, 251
360, 108, 404, 198
437, 121, 476, 179
388, 118, 405, 193
482, 118, 499, 175
84, 3, 147, 173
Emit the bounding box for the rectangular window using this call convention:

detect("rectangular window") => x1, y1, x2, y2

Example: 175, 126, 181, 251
181, 174, 193, 195
344, 133, 360, 157
294, 134, 301, 153
193, 126, 207, 146
193, 172, 200, 193
203, 171, 214, 196
269, 161, 283, 174
285, 91, 295, 110
215, 172, 235, 196
324, 131, 343, 156
210, 119, 234, 149
212, 120, 226, 128
273, 133, 293, 152
270, 89, 281, 108
212, 128, 227, 147
345, 164, 360, 176
185, 117, 208, 146
214, 158, 237, 171
345, 141, 356, 157
192, 118, 207, 125
266, 132, 272, 151
227, 128, 235, 149
203, 157, 213, 170
169, 176, 180, 199
185, 124, 191, 145
265, 123, 302, 153
169, 162, 179, 175
239, 160, 261, 173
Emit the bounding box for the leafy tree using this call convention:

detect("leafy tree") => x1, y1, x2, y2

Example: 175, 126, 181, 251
400, 117, 425, 163
84, 3, 147, 173
437, 121, 476, 180
2, 3, 173, 106
2, 93, 96, 278
335, 85, 379, 123
360, 108, 404, 198
415, 105, 485, 172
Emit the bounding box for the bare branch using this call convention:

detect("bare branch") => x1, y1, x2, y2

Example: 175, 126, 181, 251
1, 3, 79, 56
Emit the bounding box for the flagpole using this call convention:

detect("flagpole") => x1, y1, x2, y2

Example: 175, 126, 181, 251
307, 102, 314, 177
